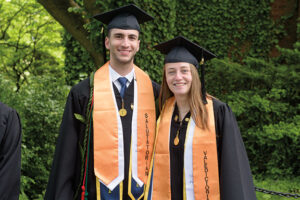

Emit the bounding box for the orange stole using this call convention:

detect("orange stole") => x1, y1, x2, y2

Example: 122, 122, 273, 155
93, 62, 156, 187
151, 97, 220, 200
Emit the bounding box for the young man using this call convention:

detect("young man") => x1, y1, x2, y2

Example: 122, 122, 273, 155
0, 102, 21, 200
45, 4, 159, 200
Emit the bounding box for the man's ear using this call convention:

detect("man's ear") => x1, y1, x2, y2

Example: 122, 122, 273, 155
136, 39, 140, 52
105, 37, 110, 50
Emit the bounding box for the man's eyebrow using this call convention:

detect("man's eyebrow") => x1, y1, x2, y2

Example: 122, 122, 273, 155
128, 34, 138, 37
113, 33, 123, 36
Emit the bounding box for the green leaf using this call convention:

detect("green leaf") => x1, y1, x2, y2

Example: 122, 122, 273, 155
74, 113, 86, 124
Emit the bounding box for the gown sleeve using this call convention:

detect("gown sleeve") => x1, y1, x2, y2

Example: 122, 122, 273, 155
151, 80, 161, 100
213, 99, 257, 200
151, 81, 161, 119
0, 103, 21, 200
45, 79, 90, 200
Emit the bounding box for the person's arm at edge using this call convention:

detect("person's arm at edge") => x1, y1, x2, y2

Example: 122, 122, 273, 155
0, 106, 21, 200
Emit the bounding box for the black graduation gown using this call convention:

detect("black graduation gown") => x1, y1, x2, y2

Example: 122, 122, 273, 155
169, 98, 257, 200
45, 77, 160, 200
0, 102, 21, 200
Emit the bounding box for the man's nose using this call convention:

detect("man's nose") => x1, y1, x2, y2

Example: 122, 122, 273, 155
121, 37, 130, 47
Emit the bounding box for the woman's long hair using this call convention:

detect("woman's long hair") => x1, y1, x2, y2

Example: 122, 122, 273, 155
159, 63, 209, 129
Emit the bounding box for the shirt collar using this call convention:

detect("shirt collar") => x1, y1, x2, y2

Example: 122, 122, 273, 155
109, 64, 135, 83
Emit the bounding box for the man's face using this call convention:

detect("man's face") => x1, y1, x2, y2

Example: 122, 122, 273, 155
105, 28, 140, 65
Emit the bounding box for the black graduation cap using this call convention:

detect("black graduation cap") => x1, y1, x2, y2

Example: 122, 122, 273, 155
93, 4, 154, 32
154, 36, 216, 67
93, 4, 153, 63
154, 36, 217, 103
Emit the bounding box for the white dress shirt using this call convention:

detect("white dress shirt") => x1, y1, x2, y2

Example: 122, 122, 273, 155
109, 65, 135, 93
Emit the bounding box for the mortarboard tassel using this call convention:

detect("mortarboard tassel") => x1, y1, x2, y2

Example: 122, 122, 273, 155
101, 26, 107, 63
200, 57, 207, 104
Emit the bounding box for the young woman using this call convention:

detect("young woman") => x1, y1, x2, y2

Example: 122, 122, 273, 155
144, 36, 257, 200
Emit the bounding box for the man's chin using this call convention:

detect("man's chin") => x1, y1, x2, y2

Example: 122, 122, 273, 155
116, 57, 134, 64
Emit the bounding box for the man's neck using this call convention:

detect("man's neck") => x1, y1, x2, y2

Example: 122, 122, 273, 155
110, 60, 134, 76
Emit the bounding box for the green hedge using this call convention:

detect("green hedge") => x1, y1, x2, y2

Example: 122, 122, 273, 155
65, 0, 287, 84
254, 177, 300, 199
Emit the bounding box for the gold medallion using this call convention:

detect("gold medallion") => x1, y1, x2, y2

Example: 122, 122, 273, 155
119, 108, 127, 117
131, 103, 134, 110
174, 136, 179, 146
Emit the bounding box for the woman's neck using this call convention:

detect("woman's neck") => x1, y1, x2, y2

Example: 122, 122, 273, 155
175, 95, 190, 121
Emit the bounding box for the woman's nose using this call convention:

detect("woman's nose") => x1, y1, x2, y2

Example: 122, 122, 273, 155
175, 71, 182, 80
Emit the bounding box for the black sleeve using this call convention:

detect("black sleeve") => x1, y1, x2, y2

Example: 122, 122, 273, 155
151, 81, 161, 100
0, 104, 21, 200
151, 81, 161, 119
213, 99, 257, 200
45, 79, 90, 200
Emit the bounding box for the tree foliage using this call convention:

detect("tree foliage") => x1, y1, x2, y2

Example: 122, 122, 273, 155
37, 0, 103, 67
0, 0, 65, 91
0, 0, 66, 198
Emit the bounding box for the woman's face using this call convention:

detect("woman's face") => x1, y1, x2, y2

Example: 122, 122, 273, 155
165, 62, 192, 98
